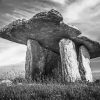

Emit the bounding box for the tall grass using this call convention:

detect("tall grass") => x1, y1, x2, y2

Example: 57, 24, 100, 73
0, 79, 100, 100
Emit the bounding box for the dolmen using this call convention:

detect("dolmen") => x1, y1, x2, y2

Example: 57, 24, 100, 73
0, 9, 100, 83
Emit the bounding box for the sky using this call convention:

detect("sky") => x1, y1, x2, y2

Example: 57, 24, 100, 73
0, 0, 100, 73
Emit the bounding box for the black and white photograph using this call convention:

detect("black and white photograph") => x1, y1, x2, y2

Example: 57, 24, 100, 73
0, 0, 100, 99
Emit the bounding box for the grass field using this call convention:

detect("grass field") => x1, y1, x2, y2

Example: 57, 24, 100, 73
0, 64, 100, 100
0, 78, 100, 100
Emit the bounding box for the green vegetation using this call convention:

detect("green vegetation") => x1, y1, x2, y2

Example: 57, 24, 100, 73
0, 78, 100, 100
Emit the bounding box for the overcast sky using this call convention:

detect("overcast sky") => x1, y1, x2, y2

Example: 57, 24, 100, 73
0, 0, 100, 72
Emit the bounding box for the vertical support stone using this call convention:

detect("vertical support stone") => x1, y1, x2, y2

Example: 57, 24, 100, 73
25, 39, 62, 82
25, 39, 45, 81
78, 46, 93, 82
59, 39, 81, 82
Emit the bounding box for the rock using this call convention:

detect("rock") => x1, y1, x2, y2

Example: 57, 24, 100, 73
25, 39, 61, 82
0, 80, 12, 86
78, 45, 93, 82
33, 9, 63, 24
43, 48, 61, 78
0, 9, 99, 83
25, 39, 45, 81
0, 9, 81, 55
59, 39, 81, 82
0, 9, 100, 59
71, 36, 100, 59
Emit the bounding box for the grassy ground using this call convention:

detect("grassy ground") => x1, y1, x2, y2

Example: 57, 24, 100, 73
0, 65, 99, 100
0, 78, 100, 100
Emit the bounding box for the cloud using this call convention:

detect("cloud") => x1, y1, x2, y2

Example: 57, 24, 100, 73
63, 0, 100, 22
0, 44, 26, 66
51, 0, 66, 5
0, 0, 61, 66
0, 0, 60, 27
59, 0, 100, 43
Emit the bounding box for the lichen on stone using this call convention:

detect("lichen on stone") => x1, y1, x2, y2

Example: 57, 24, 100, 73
30, 9, 63, 24
0, 19, 27, 33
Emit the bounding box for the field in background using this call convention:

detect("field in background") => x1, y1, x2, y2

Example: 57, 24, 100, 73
0, 62, 25, 80
0, 62, 99, 81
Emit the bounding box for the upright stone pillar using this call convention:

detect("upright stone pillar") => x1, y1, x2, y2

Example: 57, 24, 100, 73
78, 46, 93, 82
25, 39, 45, 81
25, 39, 62, 82
59, 39, 81, 82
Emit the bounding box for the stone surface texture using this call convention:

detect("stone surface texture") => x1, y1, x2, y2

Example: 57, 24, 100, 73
59, 39, 81, 82
25, 39, 61, 81
78, 46, 93, 82
0, 9, 100, 59
0, 9, 99, 82
25, 39, 45, 81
